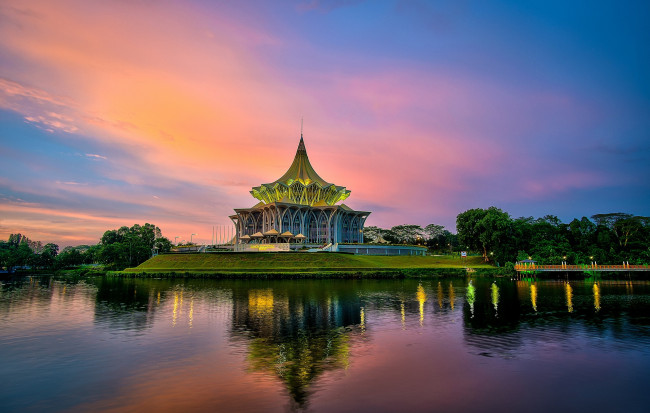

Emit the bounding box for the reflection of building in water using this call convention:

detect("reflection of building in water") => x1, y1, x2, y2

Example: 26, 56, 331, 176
94, 277, 166, 331
531, 284, 538, 312
417, 284, 427, 326
460, 280, 650, 359
449, 281, 455, 310
230, 285, 363, 408
466, 281, 475, 318
491, 282, 499, 316
565, 282, 573, 313
436, 281, 456, 311
593, 282, 600, 312
93, 279, 216, 332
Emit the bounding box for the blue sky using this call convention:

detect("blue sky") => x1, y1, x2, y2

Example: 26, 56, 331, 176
0, 0, 648, 246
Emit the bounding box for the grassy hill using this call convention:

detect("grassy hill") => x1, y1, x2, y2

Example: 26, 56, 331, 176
123, 252, 492, 275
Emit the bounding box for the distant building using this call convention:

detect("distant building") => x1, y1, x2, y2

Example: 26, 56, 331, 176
230, 134, 370, 246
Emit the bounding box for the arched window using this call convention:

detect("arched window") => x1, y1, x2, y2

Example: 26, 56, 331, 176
245, 215, 254, 236
307, 211, 318, 243
342, 216, 350, 243
253, 212, 263, 234
351, 217, 359, 243
293, 210, 301, 235
282, 210, 291, 233
318, 212, 329, 243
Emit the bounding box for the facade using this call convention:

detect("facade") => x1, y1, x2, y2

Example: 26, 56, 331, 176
230, 135, 370, 246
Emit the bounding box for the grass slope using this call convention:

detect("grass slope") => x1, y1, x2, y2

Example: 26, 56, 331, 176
125, 252, 491, 273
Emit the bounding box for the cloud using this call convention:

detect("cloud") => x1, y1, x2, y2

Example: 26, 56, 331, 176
0, 0, 646, 245
0, 77, 81, 133
55, 181, 87, 186
85, 153, 107, 160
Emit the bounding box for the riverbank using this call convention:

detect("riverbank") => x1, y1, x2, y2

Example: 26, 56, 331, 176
114, 252, 502, 278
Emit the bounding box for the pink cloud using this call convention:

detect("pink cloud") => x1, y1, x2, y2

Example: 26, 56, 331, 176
0, 0, 618, 245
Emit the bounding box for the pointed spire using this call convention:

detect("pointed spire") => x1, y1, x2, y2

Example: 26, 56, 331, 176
249, 130, 352, 206
273, 134, 325, 186
296, 134, 306, 153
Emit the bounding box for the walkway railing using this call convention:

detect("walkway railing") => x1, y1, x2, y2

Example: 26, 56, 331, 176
515, 263, 649, 272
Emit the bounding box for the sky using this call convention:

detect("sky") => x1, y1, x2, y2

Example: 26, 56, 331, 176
0, 0, 649, 247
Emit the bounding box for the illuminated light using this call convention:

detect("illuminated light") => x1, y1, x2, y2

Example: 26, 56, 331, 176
565, 282, 573, 313
248, 244, 278, 251
400, 302, 405, 330
417, 284, 427, 326
437, 282, 443, 309
249, 289, 274, 318
449, 282, 455, 310
466, 281, 475, 318
157, 291, 160, 305
189, 297, 194, 328
172, 292, 179, 327
593, 283, 601, 312
530, 284, 538, 312
491, 282, 499, 316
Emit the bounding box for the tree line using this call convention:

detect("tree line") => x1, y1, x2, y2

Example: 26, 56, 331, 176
2, 210, 647, 272
363, 224, 459, 252
456, 208, 649, 265
0, 223, 172, 272
363, 209, 649, 265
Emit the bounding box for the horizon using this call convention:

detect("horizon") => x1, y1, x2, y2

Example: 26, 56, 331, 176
1, 0, 649, 247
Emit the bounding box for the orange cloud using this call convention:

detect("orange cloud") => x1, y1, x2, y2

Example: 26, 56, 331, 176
0, 0, 614, 246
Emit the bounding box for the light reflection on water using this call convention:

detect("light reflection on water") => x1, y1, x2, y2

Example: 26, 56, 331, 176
1, 276, 650, 412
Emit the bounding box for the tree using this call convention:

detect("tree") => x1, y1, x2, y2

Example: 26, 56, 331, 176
457, 207, 514, 263
388, 225, 425, 244
37, 243, 59, 268
98, 223, 170, 269
6, 242, 34, 270
0, 241, 9, 270
423, 224, 445, 240
55, 246, 86, 268
477, 207, 514, 263
362, 226, 385, 243
457, 208, 489, 253
568, 217, 596, 253
154, 237, 172, 253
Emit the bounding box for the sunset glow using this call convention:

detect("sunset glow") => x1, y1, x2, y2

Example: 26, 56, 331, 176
1, 0, 648, 246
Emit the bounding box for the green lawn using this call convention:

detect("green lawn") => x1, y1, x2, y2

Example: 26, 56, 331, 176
125, 252, 491, 273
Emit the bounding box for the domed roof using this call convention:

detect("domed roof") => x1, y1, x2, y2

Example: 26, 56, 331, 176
250, 135, 350, 206
274, 136, 329, 186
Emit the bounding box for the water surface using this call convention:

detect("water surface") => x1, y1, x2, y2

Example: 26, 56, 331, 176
1, 276, 649, 412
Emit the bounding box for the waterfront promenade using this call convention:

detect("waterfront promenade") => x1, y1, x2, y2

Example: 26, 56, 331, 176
515, 263, 650, 272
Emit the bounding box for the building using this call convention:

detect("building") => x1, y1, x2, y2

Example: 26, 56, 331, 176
230, 134, 370, 248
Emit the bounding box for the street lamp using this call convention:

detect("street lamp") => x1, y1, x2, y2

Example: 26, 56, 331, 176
191, 233, 197, 244
175, 236, 180, 245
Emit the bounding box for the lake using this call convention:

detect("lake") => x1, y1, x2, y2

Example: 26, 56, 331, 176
1, 276, 649, 412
